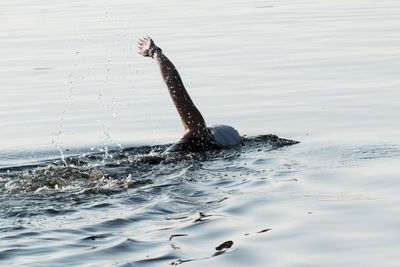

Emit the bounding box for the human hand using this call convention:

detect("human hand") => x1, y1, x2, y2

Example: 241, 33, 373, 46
138, 37, 160, 58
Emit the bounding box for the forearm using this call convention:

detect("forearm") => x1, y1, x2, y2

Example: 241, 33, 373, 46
153, 51, 208, 135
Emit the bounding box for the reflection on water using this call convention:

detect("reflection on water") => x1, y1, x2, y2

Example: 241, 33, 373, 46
1, 0, 400, 266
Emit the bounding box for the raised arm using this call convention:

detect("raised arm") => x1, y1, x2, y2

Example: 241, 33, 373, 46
138, 37, 208, 139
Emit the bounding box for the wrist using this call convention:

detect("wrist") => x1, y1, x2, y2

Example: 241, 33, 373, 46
150, 46, 162, 58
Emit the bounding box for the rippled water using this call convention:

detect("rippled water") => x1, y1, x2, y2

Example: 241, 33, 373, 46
1, 0, 400, 266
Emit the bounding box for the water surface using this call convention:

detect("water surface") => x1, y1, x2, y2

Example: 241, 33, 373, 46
1, 0, 400, 266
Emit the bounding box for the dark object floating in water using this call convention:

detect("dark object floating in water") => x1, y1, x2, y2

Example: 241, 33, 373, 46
215, 240, 233, 251
169, 234, 188, 241
193, 212, 212, 222
257, 228, 272, 233
171, 240, 234, 266
245, 228, 272, 236
82, 234, 109, 241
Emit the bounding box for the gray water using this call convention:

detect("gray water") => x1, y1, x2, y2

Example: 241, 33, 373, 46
1, 0, 400, 266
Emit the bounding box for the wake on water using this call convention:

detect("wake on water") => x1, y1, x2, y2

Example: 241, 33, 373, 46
0, 135, 299, 199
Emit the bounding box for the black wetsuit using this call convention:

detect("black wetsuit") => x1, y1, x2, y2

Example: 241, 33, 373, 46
165, 134, 222, 153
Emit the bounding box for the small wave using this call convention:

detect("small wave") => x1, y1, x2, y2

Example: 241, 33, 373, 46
0, 135, 298, 200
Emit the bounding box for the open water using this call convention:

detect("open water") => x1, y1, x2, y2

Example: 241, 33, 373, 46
1, 0, 400, 266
